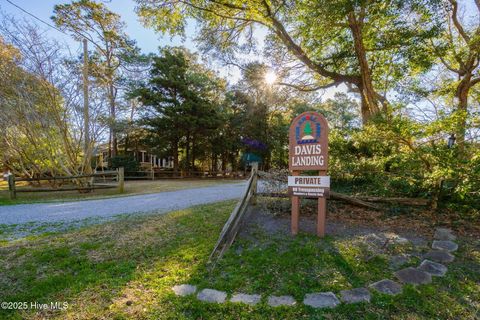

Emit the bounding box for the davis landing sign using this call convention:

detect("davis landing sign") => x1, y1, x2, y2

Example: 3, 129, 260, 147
289, 112, 328, 171
288, 111, 330, 237
288, 111, 330, 198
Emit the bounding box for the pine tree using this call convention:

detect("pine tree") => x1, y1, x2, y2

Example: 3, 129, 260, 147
304, 122, 313, 136
129, 47, 223, 173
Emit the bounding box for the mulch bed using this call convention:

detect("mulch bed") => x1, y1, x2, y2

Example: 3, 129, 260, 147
247, 198, 479, 240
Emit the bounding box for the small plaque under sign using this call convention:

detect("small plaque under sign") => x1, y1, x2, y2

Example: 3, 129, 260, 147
288, 176, 330, 198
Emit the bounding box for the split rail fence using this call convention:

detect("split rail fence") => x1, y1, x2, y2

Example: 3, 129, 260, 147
7, 167, 125, 200
208, 163, 258, 266
123, 170, 245, 180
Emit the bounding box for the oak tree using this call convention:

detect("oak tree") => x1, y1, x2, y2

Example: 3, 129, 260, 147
135, 0, 440, 124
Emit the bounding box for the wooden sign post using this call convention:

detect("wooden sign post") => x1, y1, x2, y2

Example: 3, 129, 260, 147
288, 111, 329, 237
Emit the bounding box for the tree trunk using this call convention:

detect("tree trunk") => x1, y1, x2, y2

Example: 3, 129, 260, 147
221, 152, 227, 172
108, 132, 112, 160
185, 132, 191, 174
212, 152, 217, 172
173, 140, 179, 175
455, 74, 471, 153
109, 82, 117, 157
191, 138, 196, 172
348, 12, 381, 124
82, 39, 92, 175
124, 100, 136, 157
124, 134, 129, 155
230, 154, 236, 173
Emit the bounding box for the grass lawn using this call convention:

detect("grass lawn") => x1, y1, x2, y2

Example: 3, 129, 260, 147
0, 200, 478, 319
0, 179, 238, 205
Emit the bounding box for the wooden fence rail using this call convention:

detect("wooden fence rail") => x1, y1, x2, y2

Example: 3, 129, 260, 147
7, 168, 124, 200
208, 163, 258, 267
123, 170, 246, 180
13, 171, 118, 182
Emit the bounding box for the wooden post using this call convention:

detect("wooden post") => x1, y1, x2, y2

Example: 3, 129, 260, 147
90, 170, 95, 188
317, 197, 327, 237
291, 171, 300, 235
251, 162, 258, 205
82, 38, 92, 175
317, 171, 327, 237
8, 174, 16, 200
118, 167, 124, 193
151, 167, 155, 180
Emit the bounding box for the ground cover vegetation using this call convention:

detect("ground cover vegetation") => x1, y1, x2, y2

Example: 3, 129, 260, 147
0, 200, 478, 319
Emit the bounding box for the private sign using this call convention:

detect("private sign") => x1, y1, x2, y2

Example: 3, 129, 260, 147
288, 176, 330, 197
288, 176, 330, 187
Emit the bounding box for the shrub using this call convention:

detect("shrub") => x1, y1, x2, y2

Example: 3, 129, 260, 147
108, 155, 140, 172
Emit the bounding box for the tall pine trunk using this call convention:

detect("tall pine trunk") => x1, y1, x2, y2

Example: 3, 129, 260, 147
108, 82, 117, 158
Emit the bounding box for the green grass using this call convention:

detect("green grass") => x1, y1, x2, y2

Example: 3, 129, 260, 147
0, 179, 237, 205
0, 200, 478, 319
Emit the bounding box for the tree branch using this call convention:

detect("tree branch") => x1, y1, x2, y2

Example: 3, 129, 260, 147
277, 81, 338, 91
179, 0, 267, 26
263, 8, 359, 86
470, 77, 480, 87
429, 39, 461, 73
449, 0, 470, 43
175, 0, 361, 88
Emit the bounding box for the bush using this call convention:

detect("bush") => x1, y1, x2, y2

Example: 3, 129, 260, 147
108, 155, 140, 172
327, 113, 479, 217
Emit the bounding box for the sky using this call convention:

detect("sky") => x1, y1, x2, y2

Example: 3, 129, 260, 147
0, 0, 247, 83
0, 0, 346, 97
1, 0, 176, 52
2, 0, 476, 101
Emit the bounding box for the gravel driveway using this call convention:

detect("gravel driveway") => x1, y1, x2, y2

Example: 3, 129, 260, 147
0, 182, 246, 225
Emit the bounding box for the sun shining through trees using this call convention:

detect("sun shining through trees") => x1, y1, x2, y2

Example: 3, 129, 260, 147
264, 70, 277, 85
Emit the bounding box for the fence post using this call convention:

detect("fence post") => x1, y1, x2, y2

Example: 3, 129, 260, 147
8, 174, 16, 200
251, 162, 258, 205
90, 169, 95, 187
118, 167, 125, 193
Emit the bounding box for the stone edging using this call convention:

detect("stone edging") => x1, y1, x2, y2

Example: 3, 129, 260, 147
172, 227, 458, 308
